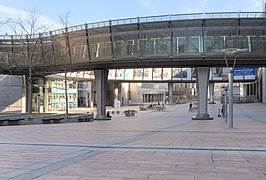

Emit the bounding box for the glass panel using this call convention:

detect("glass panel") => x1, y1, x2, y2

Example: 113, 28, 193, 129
141, 30, 170, 56
90, 35, 112, 60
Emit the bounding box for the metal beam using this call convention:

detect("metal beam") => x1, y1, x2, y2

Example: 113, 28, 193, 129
39, 33, 44, 64
65, 27, 72, 63
85, 23, 92, 61
109, 20, 115, 60
49, 31, 56, 64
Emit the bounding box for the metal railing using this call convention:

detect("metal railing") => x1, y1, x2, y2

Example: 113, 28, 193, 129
2, 11, 266, 39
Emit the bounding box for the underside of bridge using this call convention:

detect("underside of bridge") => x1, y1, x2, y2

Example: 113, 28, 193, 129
0, 12, 266, 119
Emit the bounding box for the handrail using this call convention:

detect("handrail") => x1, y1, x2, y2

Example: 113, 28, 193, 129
2, 11, 266, 39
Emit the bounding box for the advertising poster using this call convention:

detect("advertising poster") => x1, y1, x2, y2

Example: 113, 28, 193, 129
191, 68, 196, 80
116, 69, 125, 79
153, 68, 162, 80
172, 68, 182, 80
222, 67, 229, 79
143, 68, 152, 80
163, 68, 172, 80
134, 69, 143, 80
84, 71, 95, 79
66, 72, 76, 78
210, 67, 224, 80
76, 71, 85, 78
125, 69, 134, 80
182, 68, 191, 80
108, 70, 116, 79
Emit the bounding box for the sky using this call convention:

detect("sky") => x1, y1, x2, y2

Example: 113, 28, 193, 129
0, 0, 265, 31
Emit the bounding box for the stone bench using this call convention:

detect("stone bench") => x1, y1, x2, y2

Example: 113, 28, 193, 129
41, 114, 67, 124
42, 117, 65, 124
67, 113, 94, 122
124, 110, 136, 117
0, 114, 28, 126
77, 114, 94, 122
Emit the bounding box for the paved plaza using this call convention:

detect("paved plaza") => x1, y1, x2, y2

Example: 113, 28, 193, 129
0, 103, 266, 179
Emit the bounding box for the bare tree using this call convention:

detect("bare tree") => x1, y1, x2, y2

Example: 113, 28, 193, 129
0, 18, 11, 32
8, 8, 51, 113
58, 11, 71, 115
0, 18, 12, 64
56, 11, 82, 115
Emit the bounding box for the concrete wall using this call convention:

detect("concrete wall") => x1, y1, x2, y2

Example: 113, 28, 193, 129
262, 68, 266, 104
0, 75, 22, 112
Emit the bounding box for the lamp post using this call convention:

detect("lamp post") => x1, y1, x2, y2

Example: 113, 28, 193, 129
224, 88, 228, 123
228, 68, 234, 128
223, 48, 247, 128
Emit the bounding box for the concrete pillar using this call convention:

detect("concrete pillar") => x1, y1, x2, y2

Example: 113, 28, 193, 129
44, 79, 49, 113
94, 69, 110, 120
168, 83, 173, 104
21, 75, 32, 113
248, 84, 252, 95
257, 81, 261, 102
192, 67, 213, 120
114, 82, 121, 101
21, 75, 27, 113
37, 79, 44, 113
263, 68, 266, 104
209, 83, 215, 104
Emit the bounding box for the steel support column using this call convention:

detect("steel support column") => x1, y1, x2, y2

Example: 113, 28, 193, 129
262, 67, 266, 104
85, 23, 92, 61
109, 20, 115, 60
168, 83, 173, 104
94, 69, 110, 120
49, 31, 56, 64
192, 67, 213, 120
209, 82, 215, 104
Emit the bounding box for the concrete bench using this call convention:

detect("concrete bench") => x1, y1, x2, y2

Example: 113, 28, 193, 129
0, 114, 28, 126
78, 115, 94, 122
42, 114, 66, 124
42, 117, 65, 124
124, 110, 136, 117
0, 118, 24, 125
67, 113, 94, 123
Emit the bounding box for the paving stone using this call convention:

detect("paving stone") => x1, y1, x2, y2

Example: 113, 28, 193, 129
0, 104, 265, 179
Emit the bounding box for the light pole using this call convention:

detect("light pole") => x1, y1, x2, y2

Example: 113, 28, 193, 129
223, 48, 247, 128
224, 88, 228, 123
228, 68, 234, 128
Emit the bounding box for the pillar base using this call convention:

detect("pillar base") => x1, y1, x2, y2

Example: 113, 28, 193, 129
94, 115, 112, 121
192, 114, 213, 120
208, 101, 216, 104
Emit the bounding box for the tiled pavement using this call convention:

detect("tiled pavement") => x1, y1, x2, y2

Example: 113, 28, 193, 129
0, 103, 266, 179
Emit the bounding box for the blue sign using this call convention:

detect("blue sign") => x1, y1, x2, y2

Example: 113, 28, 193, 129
233, 67, 255, 80
234, 67, 255, 76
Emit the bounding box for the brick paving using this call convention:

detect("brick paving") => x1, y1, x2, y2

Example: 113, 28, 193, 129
0, 103, 266, 179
